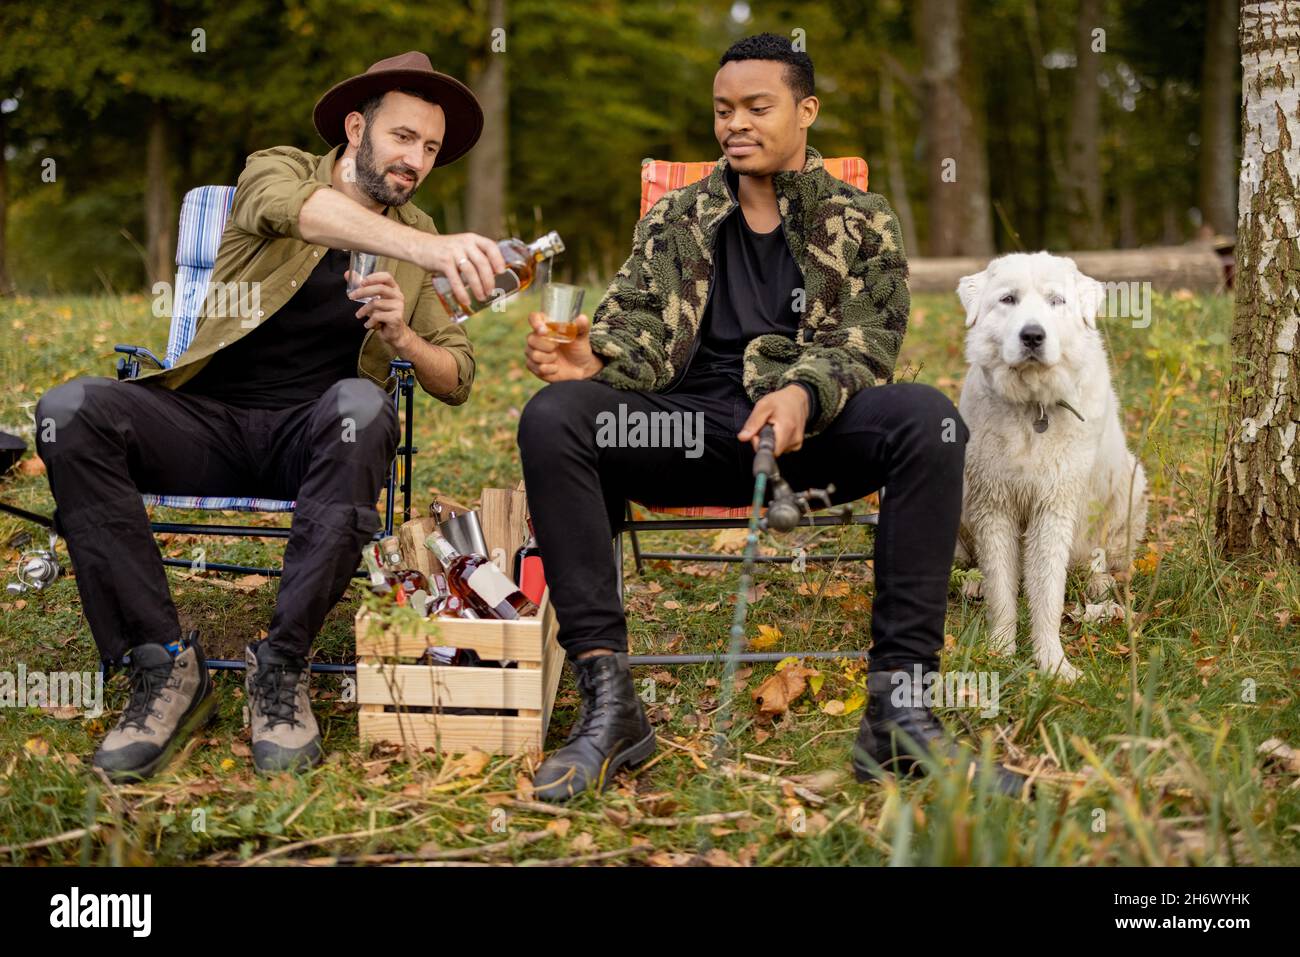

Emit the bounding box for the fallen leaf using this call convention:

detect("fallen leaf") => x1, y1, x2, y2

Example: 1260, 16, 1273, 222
24, 737, 49, 757
748, 624, 782, 651
752, 665, 818, 715
712, 529, 749, 553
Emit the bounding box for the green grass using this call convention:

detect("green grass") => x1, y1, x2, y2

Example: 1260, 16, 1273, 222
0, 287, 1297, 866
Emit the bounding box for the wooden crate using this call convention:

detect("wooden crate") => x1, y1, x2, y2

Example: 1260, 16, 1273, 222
356, 486, 564, 756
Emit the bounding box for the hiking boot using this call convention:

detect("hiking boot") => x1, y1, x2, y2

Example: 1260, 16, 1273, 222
93, 633, 215, 782
245, 640, 322, 774
532, 652, 655, 803
852, 668, 1029, 798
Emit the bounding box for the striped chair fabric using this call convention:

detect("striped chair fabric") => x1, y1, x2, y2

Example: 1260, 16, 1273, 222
143, 185, 297, 513
632, 156, 869, 519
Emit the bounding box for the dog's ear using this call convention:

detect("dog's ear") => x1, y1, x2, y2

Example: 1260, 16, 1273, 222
956, 270, 987, 327
1072, 268, 1105, 329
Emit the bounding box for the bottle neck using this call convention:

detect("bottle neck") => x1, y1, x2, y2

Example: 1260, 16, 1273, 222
426, 530, 460, 566
362, 546, 387, 583
525, 232, 563, 263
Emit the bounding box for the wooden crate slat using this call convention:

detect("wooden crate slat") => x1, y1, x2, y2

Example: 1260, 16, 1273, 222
355, 608, 545, 662
358, 711, 542, 755
357, 662, 542, 709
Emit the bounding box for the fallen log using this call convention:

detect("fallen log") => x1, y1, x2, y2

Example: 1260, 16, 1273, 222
907, 243, 1231, 295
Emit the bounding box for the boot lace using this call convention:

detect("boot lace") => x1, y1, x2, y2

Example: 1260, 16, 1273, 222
252, 661, 304, 730
121, 662, 173, 732
564, 667, 611, 743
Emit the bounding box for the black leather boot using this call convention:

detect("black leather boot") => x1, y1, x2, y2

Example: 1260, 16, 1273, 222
852, 668, 1029, 798
532, 652, 655, 803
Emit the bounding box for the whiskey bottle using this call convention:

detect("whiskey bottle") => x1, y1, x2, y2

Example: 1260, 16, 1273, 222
425, 529, 539, 620
375, 536, 432, 606
362, 544, 407, 607
513, 517, 546, 606
433, 232, 565, 322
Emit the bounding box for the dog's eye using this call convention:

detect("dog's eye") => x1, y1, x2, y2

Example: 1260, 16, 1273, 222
1047, 293, 1065, 307
999, 294, 1017, 306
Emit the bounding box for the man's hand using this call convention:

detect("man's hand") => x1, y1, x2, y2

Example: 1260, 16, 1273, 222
348, 271, 414, 351
524, 312, 605, 382
737, 384, 810, 456
413, 233, 509, 309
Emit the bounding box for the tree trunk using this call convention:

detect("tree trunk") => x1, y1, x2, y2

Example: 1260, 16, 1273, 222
1198, 0, 1240, 236
1066, 0, 1105, 249
879, 65, 920, 258
918, 0, 991, 256
959, 11, 994, 257
918, 0, 963, 256
144, 100, 175, 288
1215, 1, 1300, 558
465, 0, 509, 238
0, 107, 10, 296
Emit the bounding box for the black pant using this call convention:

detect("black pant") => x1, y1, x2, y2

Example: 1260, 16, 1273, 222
34, 376, 399, 663
517, 379, 968, 672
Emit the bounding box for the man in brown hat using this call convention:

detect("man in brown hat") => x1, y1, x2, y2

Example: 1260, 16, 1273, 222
34, 52, 503, 780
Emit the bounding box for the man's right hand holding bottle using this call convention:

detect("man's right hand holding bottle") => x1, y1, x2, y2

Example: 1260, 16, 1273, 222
416, 233, 508, 309
525, 312, 605, 382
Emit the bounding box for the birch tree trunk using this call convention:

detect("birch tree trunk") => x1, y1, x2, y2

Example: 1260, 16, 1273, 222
1215, 1, 1300, 558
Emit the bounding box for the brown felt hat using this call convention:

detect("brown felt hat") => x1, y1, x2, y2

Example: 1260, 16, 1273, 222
312, 51, 483, 167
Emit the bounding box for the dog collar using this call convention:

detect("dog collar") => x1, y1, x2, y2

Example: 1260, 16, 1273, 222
1033, 399, 1086, 433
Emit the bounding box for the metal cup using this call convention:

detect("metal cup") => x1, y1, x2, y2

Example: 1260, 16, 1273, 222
440, 509, 489, 558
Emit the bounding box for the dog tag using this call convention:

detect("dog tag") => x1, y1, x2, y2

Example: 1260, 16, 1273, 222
1033, 413, 1049, 433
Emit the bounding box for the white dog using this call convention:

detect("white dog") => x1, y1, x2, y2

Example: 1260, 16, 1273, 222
954, 252, 1147, 683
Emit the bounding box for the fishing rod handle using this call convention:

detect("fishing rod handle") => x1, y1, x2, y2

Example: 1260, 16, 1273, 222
753, 424, 777, 478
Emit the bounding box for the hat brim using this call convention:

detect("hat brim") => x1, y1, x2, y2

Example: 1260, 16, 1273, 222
313, 69, 484, 168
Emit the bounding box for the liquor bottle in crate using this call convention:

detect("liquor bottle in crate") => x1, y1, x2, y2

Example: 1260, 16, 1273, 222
425, 528, 539, 620
375, 536, 431, 606
362, 544, 408, 606
512, 517, 546, 606
433, 232, 565, 322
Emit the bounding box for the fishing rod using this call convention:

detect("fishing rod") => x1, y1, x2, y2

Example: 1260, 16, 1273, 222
710, 423, 851, 759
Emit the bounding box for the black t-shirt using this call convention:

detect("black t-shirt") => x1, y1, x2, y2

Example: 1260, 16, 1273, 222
178, 247, 368, 410
674, 171, 818, 424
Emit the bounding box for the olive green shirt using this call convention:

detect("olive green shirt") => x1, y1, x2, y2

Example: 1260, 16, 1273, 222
131, 144, 475, 405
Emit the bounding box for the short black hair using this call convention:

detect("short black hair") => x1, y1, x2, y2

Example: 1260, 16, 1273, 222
356, 87, 438, 127
719, 33, 815, 101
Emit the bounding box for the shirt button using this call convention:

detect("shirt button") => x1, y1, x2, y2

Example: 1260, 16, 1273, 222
218, 341, 225, 347
291, 280, 297, 287
258, 310, 265, 317
313, 251, 319, 258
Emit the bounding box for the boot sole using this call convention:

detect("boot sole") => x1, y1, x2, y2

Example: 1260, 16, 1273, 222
98, 686, 219, 784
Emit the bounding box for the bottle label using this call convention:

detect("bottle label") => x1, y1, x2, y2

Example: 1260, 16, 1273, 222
466, 563, 517, 610
520, 555, 546, 606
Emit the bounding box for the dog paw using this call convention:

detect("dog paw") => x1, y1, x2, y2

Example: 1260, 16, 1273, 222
987, 631, 1016, 657
1087, 572, 1118, 602
963, 577, 984, 600
1039, 658, 1082, 683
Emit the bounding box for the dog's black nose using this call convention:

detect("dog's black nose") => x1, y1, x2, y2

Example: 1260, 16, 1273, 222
1020, 324, 1046, 350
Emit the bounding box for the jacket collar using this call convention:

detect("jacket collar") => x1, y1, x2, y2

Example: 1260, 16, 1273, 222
314, 144, 420, 226
698, 144, 824, 261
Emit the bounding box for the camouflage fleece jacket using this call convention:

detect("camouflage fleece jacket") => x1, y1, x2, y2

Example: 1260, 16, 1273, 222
587, 145, 909, 435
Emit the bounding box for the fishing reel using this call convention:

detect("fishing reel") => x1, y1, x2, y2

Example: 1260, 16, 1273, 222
752, 424, 852, 533
7, 531, 63, 595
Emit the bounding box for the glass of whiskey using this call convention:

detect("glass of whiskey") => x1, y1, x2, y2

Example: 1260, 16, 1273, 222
540, 282, 584, 343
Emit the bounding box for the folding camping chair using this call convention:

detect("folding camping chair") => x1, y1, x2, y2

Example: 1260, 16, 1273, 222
615, 157, 881, 596
112, 184, 418, 581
